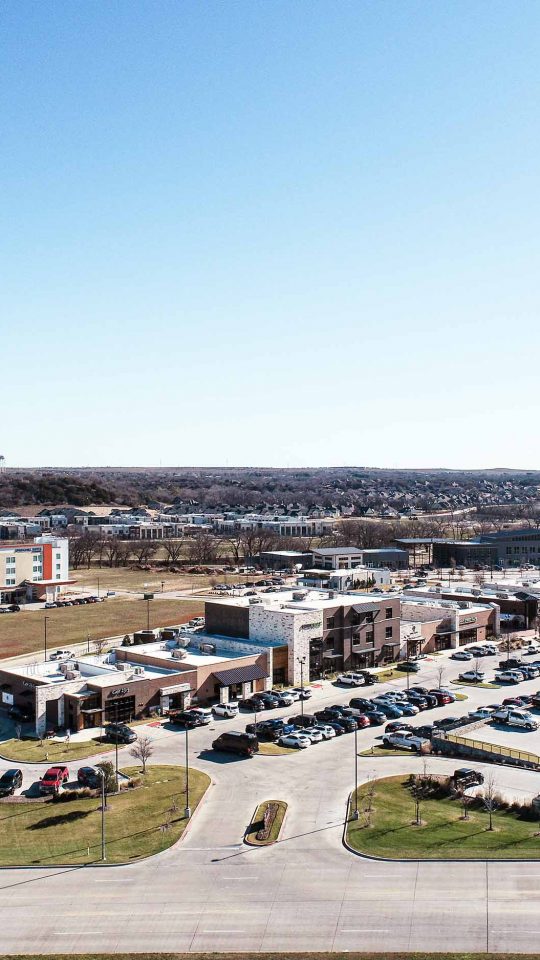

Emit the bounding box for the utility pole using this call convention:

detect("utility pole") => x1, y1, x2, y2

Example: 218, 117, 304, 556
297, 656, 306, 717
43, 616, 49, 662
352, 724, 359, 820
100, 770, 106, 861
184, 726, 191, 819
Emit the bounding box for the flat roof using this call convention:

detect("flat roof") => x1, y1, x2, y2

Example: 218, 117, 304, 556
312, 547, 363, 555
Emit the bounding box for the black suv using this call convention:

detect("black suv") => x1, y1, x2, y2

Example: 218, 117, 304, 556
0, 768, 22, 796
212, 731, 259, 757
288, 714, 317, 728
452, 767, 484, 788
103, 723, 137, 744
169, 711, 205, 728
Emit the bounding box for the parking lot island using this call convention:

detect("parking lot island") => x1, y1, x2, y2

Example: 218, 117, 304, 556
347, 774, 540, 860
0, 764, 210, 865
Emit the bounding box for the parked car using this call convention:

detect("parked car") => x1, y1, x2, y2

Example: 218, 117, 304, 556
77, 766, 102, 788
212, 731, 259, 757
406, 693, 429, 710
349, 697, 373, 712
370, 699, 404, 719
499, 658, 525, 670
288, 714, 318, 728
169, 711, 205, 728
358, 670, 377, 685
278, 732, 311, 749
491, 708, 538, 730
336, 672, 365, 687
238, 697, 264, 711
385, 721, 414, 734
451, 650, 474, 661
292, 687, 312, 700
186, 708, 212, 724
0, 768, 23, 796
103, 723, 137, 744
325, 720, 346, 736
458, 670, 485, 683
362, 709, 386, 725
39, 765, 69, 795
302, 727, 325, 743
433, 716, 462, 730
212, 702, 239, 718
399, 661, 421, 672
415, 724, 435, 740
428, 689, 454, 705
313, 724, 337, 740
49, 650, 74, 661
520, 665, 540, 680
468, 707, 497, 720
251, 693, 280, 709
452, 767, 484, 788
496, 670, 525, 683
269, 690, 294, 706
382, 732, 428, 751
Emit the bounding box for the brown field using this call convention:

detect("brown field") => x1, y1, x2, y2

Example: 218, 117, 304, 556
0, 597, 204, 659
70, 566, 240, 595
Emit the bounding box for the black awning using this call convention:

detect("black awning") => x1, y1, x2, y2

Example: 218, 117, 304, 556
212, 663, 268, 687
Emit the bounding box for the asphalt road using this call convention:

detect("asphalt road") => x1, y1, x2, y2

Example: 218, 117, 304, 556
1, 651, 540, 954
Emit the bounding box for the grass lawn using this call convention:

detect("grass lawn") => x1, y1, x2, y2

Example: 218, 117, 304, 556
347, 775, 540, 860
359, 746, 421, 758
0, 764, 209, 866
450, 679, 501, 689
0, 597, 204, 659
0, 736, 115, 763
258, 742, 296, 756
245, 799, 287, 845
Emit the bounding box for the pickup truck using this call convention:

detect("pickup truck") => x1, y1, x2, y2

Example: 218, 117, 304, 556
39, 765, 69, 795
491, 708, 538, 730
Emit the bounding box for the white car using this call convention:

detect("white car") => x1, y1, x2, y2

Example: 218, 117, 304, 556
302, 727, 325, 743
524, 645, 540, 656
282, 689, 300, 701
491, 708, 538, 730
292, 687, 312, 700
314, 724, 336, 740
212, 702, 239, 718
278, 732, 311, 749
458, 670, 485, 682
337, 672, 365, 687
49, 650, 74, 661
187, 708, 212, 724
495, 670, 524, 684
451, 650, 474, 661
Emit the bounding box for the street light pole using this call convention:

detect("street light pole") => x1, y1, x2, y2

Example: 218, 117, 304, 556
147, 598, 151, 631
297, 656, 306, 717
97, 576, 100, 599
100, 770, 106, 861
352, 724, 359, 820
184, 726, 191, 819
43, 616, 49, 662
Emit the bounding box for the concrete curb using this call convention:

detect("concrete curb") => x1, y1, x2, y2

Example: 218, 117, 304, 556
342, 787, 540, 864
244, 799, 288, 847
0, 766, 213, 871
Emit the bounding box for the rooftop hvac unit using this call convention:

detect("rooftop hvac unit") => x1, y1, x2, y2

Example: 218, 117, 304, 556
134, 667, 145, 676
65, 670, 80, 680
116, 663, 127, 671
199, 642, 216, 654
292, 591, 307, 601
172, 649, 187, 659
496, 593, 510, 599
458, 601, 470, 609
248, 597, 262, 604
59, 663, 69, 674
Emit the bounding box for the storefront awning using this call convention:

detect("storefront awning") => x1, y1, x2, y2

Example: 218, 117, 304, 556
213, 663, 268, 687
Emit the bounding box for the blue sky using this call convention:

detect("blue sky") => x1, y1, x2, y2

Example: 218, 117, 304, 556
2, 1, 539, 469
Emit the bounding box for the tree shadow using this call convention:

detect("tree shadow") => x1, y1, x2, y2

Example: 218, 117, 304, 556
29, 810, 92, 830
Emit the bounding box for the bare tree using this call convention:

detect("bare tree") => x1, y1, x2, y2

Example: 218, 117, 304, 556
132, 541, 158, 565
129, 735, 154, 774
434, 664, 446, 689
162, 539, 184, 566
93, 637, 108, 657
482, 774, 498, 831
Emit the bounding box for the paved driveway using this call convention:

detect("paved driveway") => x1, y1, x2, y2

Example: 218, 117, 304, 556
1, 651, 540, 954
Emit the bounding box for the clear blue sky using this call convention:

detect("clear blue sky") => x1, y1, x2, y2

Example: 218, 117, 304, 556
2, 1, 539, 469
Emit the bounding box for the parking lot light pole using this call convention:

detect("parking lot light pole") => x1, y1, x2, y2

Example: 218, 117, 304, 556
43, 616, 49, 662
100, 770, 106, 861
184, 726, 191, 819
352, 725, 359, 820
297, 656, 306, 717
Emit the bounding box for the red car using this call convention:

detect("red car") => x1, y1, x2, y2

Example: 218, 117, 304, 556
39, 765, 69, 795
354, 714, 371, 729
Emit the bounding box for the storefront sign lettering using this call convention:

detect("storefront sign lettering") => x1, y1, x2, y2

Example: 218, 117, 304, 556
107, 687, 129, 698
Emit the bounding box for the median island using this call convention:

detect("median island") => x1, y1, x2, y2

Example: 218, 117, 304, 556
0, 764, 209, 866
347, 774, 540, 860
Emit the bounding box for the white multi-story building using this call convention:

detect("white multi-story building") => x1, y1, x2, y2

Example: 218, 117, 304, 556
0, 537, 71, 603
